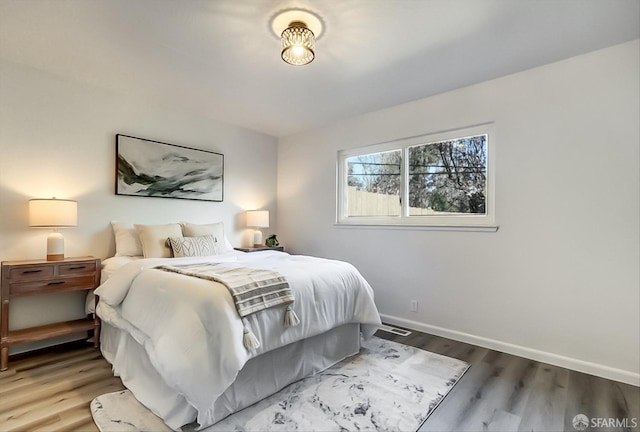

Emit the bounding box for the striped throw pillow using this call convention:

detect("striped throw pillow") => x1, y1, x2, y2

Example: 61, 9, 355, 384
168, 235, 220, 257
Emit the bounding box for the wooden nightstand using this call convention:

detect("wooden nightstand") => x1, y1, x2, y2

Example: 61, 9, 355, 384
235, 246, 285, 252
0, 256, 101, 371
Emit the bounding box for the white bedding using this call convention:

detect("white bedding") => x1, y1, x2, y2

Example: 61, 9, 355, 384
95, 251, 381, 429
86, 255, 142, 314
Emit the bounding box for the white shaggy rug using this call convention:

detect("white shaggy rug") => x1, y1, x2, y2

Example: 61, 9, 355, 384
91, 337, 468, 432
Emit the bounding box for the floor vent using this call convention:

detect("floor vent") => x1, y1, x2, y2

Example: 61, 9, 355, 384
379, 324, 412, 337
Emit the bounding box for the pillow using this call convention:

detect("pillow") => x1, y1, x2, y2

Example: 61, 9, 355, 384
111, 222, 143, 257
101, 256, 142, 282
134, 223, 183, 258
168, 235, 221, 258
180, 222, 232, 252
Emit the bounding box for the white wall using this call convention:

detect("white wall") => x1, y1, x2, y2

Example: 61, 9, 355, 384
277, 40, 640, 385
0, 60, 278, 352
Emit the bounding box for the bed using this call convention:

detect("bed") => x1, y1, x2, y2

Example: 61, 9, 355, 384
94, 222, 381, 430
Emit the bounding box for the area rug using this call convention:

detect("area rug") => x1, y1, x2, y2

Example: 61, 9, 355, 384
91, 337, 469, 432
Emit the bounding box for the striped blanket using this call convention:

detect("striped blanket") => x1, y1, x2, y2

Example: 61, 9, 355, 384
156, 263, 299, 350
157, 263, 293, 316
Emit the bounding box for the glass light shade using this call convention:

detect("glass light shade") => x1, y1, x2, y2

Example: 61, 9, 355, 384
281, 21, 315, 66
29, 199, 78, 227
246, 210, 269, 228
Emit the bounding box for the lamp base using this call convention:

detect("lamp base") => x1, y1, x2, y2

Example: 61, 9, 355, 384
253, 229, 263, 247
47, 231, 65, 261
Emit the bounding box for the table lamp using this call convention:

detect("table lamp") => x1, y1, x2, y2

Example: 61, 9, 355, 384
29, 198, 78, 261
246, 210, 269, 247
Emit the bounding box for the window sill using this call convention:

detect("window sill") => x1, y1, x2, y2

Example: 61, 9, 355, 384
333, 223, 499, 232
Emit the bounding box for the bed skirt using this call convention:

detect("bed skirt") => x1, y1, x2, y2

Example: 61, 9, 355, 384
100, 322, 361, 430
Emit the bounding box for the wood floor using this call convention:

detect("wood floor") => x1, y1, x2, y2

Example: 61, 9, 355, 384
375, 328, 639, 432
0, 343, 124, 432
0, 329, 638, 432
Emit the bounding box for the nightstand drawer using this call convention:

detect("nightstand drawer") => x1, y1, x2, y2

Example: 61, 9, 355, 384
10, 275, 97, 296
58, 261, 97, 276
9, 265, 55, 282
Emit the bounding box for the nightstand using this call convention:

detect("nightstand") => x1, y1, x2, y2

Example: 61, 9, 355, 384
0, 256, 101, 371
235, 246, 285, 252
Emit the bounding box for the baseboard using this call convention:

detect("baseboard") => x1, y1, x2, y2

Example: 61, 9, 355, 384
380, 314, 640, 387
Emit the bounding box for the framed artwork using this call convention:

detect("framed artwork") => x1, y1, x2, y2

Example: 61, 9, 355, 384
116, 134, 224, 202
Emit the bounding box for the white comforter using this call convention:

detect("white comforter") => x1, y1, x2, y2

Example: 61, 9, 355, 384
95, 251, 381, 428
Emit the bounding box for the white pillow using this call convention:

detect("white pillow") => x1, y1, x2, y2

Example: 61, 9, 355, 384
180, 222, 232, 252
168, 235, 221, 258
134, 223, 183, 258
101, 256, 142, 282
111, 222, 143, 257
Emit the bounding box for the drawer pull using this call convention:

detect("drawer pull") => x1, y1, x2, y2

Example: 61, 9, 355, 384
22, 270, 43, 274
68, 266, 86, 270
47, 281, 65, 286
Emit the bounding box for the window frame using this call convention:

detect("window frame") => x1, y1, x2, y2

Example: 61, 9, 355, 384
336, 124, 497, 230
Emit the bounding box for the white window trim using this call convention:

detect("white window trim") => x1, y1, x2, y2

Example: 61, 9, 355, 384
336, 123, 497, 231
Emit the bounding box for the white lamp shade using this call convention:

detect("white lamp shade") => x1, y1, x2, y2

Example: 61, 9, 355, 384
246, 210, 269, 228
29, 199, 78, 227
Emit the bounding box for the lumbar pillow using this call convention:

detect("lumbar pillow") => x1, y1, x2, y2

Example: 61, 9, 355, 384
134, 223, 183, 258
111, 222, 143, 257
168, 235, 221, 258
180, 222, 231, 252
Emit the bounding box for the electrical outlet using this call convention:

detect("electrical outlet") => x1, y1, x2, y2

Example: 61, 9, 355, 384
410, 300, 418, 312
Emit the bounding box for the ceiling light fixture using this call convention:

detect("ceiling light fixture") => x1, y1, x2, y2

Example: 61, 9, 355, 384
271, 9, 324, 67
281, 21, 315, 66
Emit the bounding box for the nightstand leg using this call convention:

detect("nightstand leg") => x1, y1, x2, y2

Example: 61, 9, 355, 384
94, 320, 100, 348
93, 294, 100, 348
1, 345, 8, 371
1, 295, 8, 371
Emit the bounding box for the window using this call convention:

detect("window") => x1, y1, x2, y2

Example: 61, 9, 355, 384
337, 124, 496, 229
346, 149, 402, 217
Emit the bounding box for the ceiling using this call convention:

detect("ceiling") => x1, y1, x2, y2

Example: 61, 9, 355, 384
1, 0, 638, 138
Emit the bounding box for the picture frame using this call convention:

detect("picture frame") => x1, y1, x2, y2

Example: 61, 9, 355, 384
115, 134, 224, 202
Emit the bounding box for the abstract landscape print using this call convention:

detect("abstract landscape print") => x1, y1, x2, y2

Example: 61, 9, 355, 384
116, 135, 224, 202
